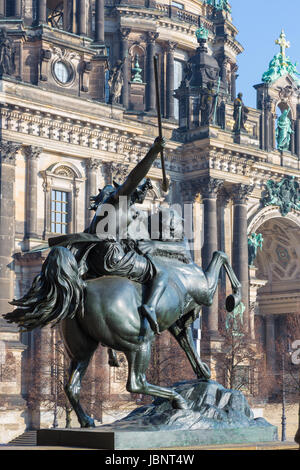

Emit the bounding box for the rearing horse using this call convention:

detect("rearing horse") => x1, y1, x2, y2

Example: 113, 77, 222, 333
4, 242, 241, 428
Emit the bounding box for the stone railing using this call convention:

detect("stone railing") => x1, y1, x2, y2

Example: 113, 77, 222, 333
104, 0, 212, 30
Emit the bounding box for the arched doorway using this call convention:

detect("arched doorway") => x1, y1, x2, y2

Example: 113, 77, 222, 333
253, 216, 300, 385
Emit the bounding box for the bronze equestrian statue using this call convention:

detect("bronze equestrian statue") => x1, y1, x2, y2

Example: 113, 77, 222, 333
4, 137, 242, 428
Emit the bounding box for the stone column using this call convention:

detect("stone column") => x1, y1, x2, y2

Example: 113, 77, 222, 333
200, 177, 223, 335
0, 1, 4, 17
120, 29, 130, 109
37, 0, 47, 24
85, 158, 101, 227
291, 120, 296, 154
231, 63, 238, 100
146, 32, 159, 113
95, 0, 105, 43
0, 141, 21, 319
263, 96, 272, 152
24, 146, 42, 239
78, 0, 87, 36
63, 0, 73, 33
296, 117, 300, 158
232, 184, 253, 332
217, 187, 230, 298
15, 0, 22, 17
265, 315, 276, 373
166, 41, 177, 120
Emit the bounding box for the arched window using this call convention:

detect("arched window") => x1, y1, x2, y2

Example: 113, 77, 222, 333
41, 162, 85, 237
47, 0, 64, 29
129, 45, 145, 84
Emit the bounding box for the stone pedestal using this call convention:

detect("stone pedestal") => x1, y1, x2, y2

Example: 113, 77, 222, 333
129, 82, 146, 112
0, 324, 27, 444
233, 130, 259, 147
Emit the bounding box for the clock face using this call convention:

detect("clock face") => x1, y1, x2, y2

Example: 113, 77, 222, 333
53, 61, 72, 84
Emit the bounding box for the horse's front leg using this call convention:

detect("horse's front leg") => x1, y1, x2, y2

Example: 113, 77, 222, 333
222, 259, 242, 312
125, 342, 188, 410
204, 251, 228, 305
204, 251, 242, 312
169, 309, 211, 380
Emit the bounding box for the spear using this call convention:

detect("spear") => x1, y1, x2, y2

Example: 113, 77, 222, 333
153, 55, 169, 193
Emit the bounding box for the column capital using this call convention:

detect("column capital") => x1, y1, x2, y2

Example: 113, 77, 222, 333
232, 183, 254, 204
166, 41, 177, 53
147, 31, 159, 43
179, 180, 196, 203
24, 145, 43, 160
103, 161, 129, 185
200, 177, 224, 199
119, 28, 131, 41
217, 186, 230, 207
0, 141, 22, 164
85, 157, 102, 172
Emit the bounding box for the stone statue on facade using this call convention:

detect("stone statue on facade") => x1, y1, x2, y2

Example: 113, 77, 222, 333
276, 108, 294, 151
248, 233, 263, 267
262, 176, 300, 217
200, 81, 218, 126
108, 59, 125, 105
204, 0, 231, 12
0, 28, 14, 76
225, 302, 245, 337
233, 92, 249, 132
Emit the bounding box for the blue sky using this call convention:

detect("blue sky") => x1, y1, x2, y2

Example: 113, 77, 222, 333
230, 0, 300, 108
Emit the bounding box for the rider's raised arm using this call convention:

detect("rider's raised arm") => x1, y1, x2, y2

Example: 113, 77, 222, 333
116, 137, 165, 199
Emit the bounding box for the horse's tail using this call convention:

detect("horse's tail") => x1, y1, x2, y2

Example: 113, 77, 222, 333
3, 246, 85, 331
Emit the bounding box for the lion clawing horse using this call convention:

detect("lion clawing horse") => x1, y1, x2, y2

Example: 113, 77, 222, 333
3, 235, 241, 428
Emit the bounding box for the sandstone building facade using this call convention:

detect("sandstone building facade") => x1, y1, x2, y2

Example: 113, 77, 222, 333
0, 0, 299, 442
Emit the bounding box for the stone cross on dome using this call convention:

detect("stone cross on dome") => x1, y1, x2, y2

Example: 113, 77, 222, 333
275, 30, 290, 61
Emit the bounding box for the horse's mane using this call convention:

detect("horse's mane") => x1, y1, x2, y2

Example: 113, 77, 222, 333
4, 247, 85, 331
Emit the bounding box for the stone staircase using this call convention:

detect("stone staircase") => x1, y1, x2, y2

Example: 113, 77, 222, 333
8, 431, 37, 447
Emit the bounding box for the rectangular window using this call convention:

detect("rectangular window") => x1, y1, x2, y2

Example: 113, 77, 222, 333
171, 1, 184, 9
174, 59, 184, 120
51, 190, 69, 234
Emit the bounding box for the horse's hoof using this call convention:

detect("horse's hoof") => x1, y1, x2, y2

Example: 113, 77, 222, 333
225, 294, 235, 312
172, 396, 188, 410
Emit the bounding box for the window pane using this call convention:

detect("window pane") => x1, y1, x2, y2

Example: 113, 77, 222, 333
51, 190, 69, 234
174, 60, 183, 120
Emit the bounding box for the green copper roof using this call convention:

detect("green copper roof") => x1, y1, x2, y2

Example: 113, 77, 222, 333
262, 30, 300, 86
